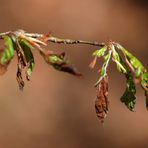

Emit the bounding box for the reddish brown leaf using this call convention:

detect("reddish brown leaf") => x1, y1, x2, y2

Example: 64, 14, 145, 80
95, 76, 109, 123
89, 56, 97, 69
16, 50, 26, 90
41, 51, 82, 77
38, 32, 52, 43
16, 64, 25, 91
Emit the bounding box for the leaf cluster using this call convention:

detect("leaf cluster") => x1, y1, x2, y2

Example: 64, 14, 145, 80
0, 30, 81, 90
0, 30, 147, 123
90, 42, 148, 122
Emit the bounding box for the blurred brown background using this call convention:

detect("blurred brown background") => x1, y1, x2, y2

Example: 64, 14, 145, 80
0, 0, 148, 148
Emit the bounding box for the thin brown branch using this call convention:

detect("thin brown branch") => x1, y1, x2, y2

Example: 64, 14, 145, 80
0, 30, 105, 47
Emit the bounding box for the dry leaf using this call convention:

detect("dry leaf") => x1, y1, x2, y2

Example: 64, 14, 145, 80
89, 56, 97, 69
16, 64, 25, 91
95, 76, 109, 123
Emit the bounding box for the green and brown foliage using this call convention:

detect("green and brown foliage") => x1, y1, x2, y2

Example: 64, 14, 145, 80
0, 30, 147, 123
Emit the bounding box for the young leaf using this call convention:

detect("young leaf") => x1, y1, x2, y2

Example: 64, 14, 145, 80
141, 72, 148, 91
113, 52, 136, 111
0, 36, 15, 65
95, 76, 109, 123
19, 39, 35, 79
92, 46, 107, 57
0, 50, 8, 75
111, 45, 127, 73
116, 44, 146, 77
95, 50, 112, 87
141, 73, 148, 109
42, 51, 82, 76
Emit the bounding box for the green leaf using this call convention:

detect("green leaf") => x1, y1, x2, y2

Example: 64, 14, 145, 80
42, 52, 82, 76
112, 48, 127, 73
19, 39, 35, 77
115, 43, 148, 110
95, 50, 112, 86
1, 36, 14, 65
141, 72, 148, 91
120, 72, 136, 111
92, 46, 107, 57
113, 51, 136, 111
141, 73, 148, 109
117, 44, 146, 77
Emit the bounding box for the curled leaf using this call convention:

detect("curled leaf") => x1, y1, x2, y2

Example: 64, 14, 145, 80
120, 72, 136, 111
141, 73, 148, 109
0, 36, 15, 65
89, 56, 97, 69
0, 36, 15, 74
0, 49, 8, 75
19, 39, 35, 79
111, 45, 127, 73
95, 76, 109, 123
114, 52, 136, 111
95, 50, 112, 87
90, 46, 107, 69
16, 64, 24, 91
141, 72, 148, 91
116, 43, 146, 77
42, 51, 82, 76
92, 46, 107, 57
15, 48, 26, 90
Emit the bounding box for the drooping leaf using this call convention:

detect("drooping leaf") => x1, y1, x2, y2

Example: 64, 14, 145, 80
90, 46, 107, 69
120, 72, 136, 111
95, 50, 112, 87
141, 73, 148, 109
42, 51, 82, 76
19, 39, 35, 79
92, 46, 107, 57
0, 36, 15, 65
115, 43, 148, 110
16, 63, 24, 91
116, 43, 146, 77
95, 76, 109, 123
0, 36, 15, 74
0, 50, 8, 75
89, 56, 97, 69
111, 45, 127, 73
141, 72, 148, 91
112, 51, 136, 111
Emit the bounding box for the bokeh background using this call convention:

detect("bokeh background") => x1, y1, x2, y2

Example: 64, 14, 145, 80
0, 0, 148, 148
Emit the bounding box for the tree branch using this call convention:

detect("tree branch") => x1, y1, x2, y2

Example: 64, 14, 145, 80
0, 30, 105, 47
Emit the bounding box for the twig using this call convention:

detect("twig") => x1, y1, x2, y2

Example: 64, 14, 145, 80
0, 30, 105, 47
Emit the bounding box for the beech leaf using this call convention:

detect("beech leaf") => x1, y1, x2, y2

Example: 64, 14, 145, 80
95, 76, 109, 123
0, 36, 14, 65
120, 72, 136, 111
19, 39, 35, 78
42, 51, 82, 76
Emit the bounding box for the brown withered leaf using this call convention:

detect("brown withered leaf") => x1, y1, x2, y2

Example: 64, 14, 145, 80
89, 56, 97, 69
41, 51, 82, 77
16, 51, 25, 90
38, 32, 52, 43
95, 76, 109, 123
16, 64, 24, 91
